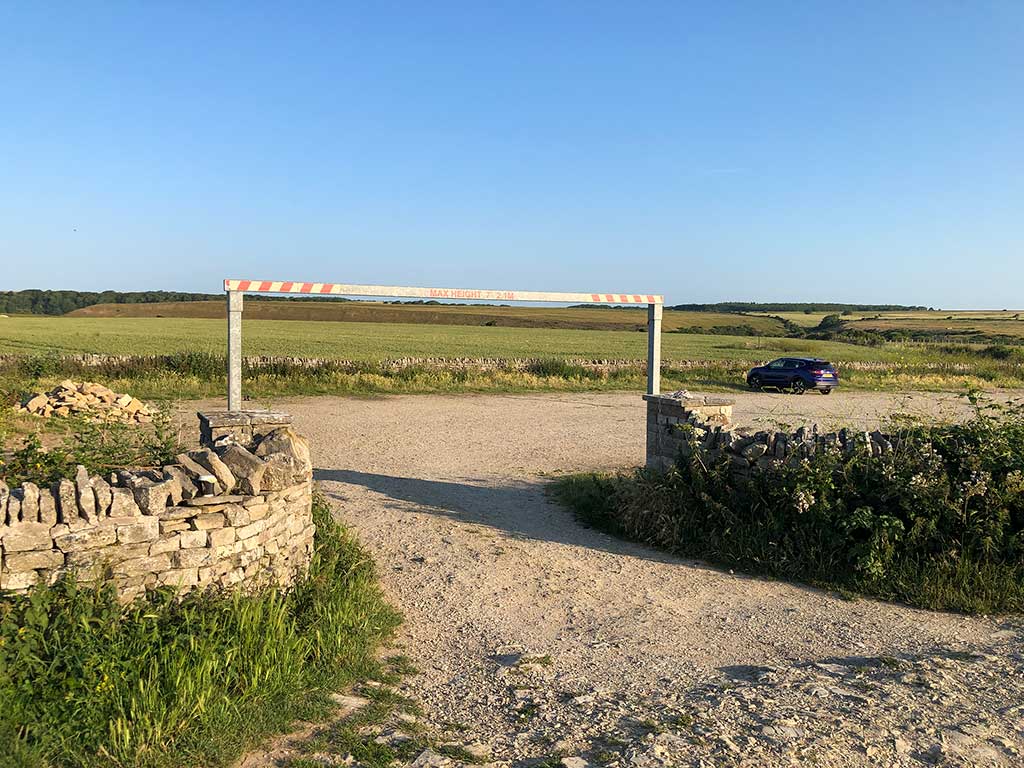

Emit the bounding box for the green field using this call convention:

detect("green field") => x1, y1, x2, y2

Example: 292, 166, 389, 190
68, 300, 791, 334
750, 309, 1024, 338
0, 314, 930, 363
1, 314, 1022, 403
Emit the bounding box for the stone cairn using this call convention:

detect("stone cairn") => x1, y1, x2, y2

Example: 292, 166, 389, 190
17, 380, 153, 423
0, 411, 315, 601
645, 393, 897, 473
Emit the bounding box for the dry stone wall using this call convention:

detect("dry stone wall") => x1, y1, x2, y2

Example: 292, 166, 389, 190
645, 393, 899, 472
0, 411, 315, 601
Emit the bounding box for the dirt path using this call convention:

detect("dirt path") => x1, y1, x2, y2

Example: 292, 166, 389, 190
232, 390, 1023, 767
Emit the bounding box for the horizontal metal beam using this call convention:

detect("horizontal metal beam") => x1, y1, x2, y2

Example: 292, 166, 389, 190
224, 279, 663, 305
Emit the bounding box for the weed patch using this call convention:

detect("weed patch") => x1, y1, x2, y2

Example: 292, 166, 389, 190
0, 493, 399, 768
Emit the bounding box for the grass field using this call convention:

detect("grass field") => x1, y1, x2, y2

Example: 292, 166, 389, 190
848, 314, 1024, 340
0, 314, 939, 363
750, 309, 1024, 338
1, 313, 1022, 402
68, 300, 791, 334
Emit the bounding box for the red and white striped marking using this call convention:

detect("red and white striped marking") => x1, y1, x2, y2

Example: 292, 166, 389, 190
224, 279, 663, 305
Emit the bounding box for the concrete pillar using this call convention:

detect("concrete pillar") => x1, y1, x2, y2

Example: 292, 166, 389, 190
647, 302, 663, 395
227, 291, 243, 411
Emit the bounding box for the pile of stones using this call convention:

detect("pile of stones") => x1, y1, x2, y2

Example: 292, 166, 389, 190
16, 380, 153, 423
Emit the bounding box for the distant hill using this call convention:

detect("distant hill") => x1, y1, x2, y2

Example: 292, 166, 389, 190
67, 300, 791, 334
2, 290, 933, 318
0, 289, 362, 316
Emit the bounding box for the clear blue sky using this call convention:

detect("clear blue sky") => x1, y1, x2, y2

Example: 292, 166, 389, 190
1, 2, 1021, 308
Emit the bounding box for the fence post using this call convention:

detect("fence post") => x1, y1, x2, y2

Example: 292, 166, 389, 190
227, 290, 243, 411
647, 302, 662, 395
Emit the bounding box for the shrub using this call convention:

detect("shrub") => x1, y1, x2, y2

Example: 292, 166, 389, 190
0, 493, 399, 767
0, 414, 181, 488
553, 398, 1024, 614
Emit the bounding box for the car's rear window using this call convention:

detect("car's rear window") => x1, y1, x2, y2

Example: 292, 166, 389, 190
816, 361, 834, 369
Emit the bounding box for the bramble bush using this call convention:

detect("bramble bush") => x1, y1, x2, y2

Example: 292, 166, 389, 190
554, 395, 1024, 613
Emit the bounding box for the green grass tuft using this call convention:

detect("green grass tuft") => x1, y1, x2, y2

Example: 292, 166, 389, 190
0, 493, 400, 768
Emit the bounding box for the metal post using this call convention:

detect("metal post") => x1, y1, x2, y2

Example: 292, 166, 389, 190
647, 302, 662, 395
227, 290, 243, 411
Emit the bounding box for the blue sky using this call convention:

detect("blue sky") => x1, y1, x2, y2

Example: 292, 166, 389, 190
1, 2, 1021, 307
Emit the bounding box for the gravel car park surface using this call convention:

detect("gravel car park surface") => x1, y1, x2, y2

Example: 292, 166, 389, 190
223, 390, 1024, 768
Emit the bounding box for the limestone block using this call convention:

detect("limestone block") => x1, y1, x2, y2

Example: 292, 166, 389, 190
117, 517, 160, 544
179, 530, 208, 548
242, 502, 270, 521
1, 570, 40, 590
149, 536, 181, 555
191, 512, 227, 530
54, 526, 117, 552
189, 449, 236, 494
207, 527, 236, 548
112, 553, 171, 576
74, 466, 97, 523
109, 487, 141, 517
175, 453, 222, 493
90, 475, 113, 516
259, 453, 297, 491
223, 505, 250, 527
3, 521, 53, 552
131, 480, 176, 515
38, 488, 58, 526
5, 549, 64, 571
162, 466, 197, 500
65, 541, 150, 569
254, 428, 312, 478
160, 520, 190, 534
15, 483, 40, 524
158, 568, 199, 588
235, 519, 266, 540
217, 445, 266, 496
5, 494, 21, 526
160, 506, 196, 521
172, 547, 214, 568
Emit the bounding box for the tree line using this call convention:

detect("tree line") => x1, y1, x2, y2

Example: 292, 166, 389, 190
0, 290, 364, 316
0, 290, 221, 316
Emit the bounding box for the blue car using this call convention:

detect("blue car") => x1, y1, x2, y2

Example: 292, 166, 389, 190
746, 357, 838, 394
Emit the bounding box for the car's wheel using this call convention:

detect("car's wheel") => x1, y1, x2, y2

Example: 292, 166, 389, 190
820, 388, 832, 395
748, 376, 762, 391
790, 378, 807, 395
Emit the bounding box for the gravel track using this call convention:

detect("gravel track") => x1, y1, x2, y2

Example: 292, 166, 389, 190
228, 390, 1024, 767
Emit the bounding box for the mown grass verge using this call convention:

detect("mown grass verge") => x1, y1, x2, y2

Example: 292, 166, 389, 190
0, 493, 400, 768
552, 398, 1024, 614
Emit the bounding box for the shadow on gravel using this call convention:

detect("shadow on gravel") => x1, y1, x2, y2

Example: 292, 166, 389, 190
313, 469, 863, 603
314, 467, 691, 563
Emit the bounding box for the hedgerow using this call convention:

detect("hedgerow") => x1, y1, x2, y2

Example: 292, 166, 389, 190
553, 396, 1024, 614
